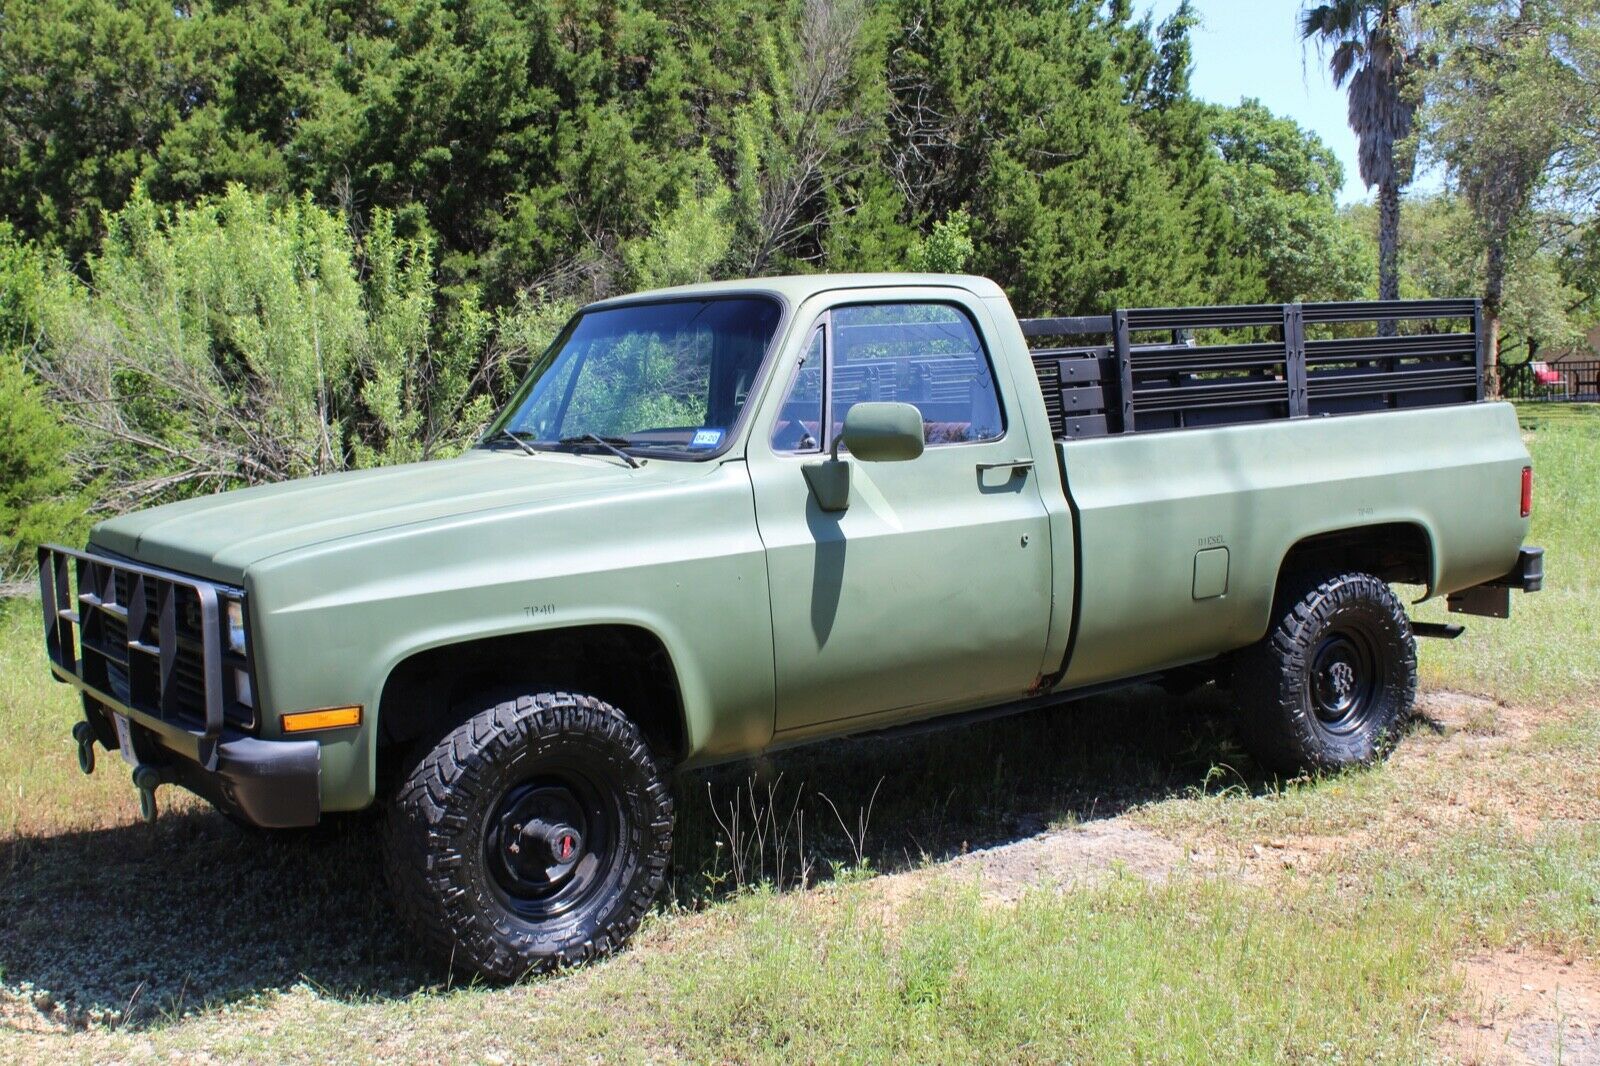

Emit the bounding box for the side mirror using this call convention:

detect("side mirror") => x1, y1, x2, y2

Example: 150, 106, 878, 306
836, 402, 925, 463
803, 403, 925, 513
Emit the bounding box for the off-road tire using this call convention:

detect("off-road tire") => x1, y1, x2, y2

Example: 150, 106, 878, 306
384, 692, 672, 981
1232, 572, 1417, 775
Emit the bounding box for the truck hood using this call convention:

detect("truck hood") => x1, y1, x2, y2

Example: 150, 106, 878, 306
90, 450, 688, 584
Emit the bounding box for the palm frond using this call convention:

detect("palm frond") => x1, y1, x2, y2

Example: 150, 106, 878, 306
1330, 40, 1364, 87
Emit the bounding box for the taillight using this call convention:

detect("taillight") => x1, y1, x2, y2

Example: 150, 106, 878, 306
1521, 465, 1533, 518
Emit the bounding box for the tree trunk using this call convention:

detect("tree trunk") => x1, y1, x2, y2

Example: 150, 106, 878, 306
1377, 179, 1401, 337
1484, 239, 1506, 398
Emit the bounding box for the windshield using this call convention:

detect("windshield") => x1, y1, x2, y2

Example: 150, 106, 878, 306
485, 296, 783, 457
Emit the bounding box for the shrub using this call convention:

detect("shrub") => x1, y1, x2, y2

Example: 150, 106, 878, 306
27, 185, 561, 511
0, 351, 88, 584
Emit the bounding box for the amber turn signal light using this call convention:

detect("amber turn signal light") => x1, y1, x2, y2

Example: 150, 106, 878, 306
281, 705, 362, 734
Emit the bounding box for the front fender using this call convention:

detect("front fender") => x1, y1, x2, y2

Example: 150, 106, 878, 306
245, 462, 776, 812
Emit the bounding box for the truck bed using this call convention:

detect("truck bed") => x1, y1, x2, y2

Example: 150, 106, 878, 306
1046, 402, 1530, 689
1012, 297, 1528, 694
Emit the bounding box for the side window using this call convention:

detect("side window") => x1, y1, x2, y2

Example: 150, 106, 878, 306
771, 327, 825, 452
830, 303, 1003, 445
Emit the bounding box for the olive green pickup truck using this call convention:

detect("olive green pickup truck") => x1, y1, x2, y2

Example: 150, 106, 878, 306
39, 273, 1542, 979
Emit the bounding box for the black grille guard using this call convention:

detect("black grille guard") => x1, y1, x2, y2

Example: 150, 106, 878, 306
39, 544, 249, 772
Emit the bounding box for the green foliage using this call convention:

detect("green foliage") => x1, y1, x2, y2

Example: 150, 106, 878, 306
0, 0, 1324, 321
876, 0, 1237, 315
0, 0, 219, 258
1301, 0, 1426, 305
720, 0, 894, 274
352, 216, 499, 468
1301, 0, 1424, 190
25, 186, 517, 509
1342, 193, 1596, 359
9, 0, 1544, 543
906, 210, 974, 274
33, 184, 366, 498
622, 182, 737, 291
0, 353, 86, 581
1419, 0, 1600, 370
1210, 100, 1371, 302
0, 228, 88, 579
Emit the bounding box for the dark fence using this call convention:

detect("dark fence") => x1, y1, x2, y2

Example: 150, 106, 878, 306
1500, 359, 1600, 402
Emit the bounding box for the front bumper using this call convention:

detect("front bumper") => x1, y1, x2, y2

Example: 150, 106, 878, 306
40, 544, 322, 828
76, 697, 322, 826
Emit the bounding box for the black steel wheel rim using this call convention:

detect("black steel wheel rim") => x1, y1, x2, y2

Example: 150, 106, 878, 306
1309, 622, 1381, 734
484, 770, 620, 923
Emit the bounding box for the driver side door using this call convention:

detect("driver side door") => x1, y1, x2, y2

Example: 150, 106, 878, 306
748, 293, 1054, 736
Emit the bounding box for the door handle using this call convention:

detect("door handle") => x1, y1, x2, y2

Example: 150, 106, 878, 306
976, 459, 1034, 477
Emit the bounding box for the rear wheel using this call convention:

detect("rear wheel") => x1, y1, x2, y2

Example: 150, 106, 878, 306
384, 692, 672, 980
1232, 572, 1417, 774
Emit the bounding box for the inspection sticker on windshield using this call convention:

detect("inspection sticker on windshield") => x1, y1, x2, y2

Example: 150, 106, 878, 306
690, 429, 724, 448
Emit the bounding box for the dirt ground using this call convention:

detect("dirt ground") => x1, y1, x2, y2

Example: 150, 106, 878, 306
1446, 951, 1600, 1065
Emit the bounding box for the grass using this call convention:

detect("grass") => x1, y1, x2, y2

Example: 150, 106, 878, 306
0, 604, 137, 838
62, 877, 1454, 1064
0, 401, 1596, 1061
1410, 402, 1600, 702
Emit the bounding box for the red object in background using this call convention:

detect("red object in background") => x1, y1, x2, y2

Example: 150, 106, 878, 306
1521, 466, 1533, 518
1532, 361, 1562, 386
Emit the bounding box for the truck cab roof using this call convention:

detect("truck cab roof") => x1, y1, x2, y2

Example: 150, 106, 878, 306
582, 273, 1009, 312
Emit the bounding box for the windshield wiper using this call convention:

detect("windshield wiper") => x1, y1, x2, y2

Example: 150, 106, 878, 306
484, 427, 541, 457
556, 433, 642, 469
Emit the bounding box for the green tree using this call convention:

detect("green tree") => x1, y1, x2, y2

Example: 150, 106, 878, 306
1301, 0, 1425, 311
0, 0, 222, 259
1110, 0, 1262, 306
1421, 0, 1600, 389
1209, 99, 1371, 302
0, 227, 88, 581
622, 181, 738, 290
721, 0, 893, 273
880, 0, 1225, 316
0, 353, 88, 584
1344, 193, 1594, 361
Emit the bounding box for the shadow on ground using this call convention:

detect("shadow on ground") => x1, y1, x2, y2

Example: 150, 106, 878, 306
1, 682, 1281, 1027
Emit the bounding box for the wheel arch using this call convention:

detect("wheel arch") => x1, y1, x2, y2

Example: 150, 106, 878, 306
1273, 520, 1437, 599
374, 623, 690, 767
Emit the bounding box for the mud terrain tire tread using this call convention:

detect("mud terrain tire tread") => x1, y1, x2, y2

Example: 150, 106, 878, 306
1231, 571, 1417, 775
384, 692, 672, 981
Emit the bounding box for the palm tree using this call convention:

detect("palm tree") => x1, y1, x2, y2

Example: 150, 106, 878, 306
1301, 1, 1421, 312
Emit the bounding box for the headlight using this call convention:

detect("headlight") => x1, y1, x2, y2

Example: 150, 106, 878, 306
225, 599, 247, 654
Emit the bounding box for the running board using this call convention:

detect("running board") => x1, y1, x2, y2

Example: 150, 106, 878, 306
1412, 621, 1466, 640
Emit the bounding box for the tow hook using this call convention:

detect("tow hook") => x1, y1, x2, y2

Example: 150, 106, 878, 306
72, 721, 96, 775
132, 764, 162, 823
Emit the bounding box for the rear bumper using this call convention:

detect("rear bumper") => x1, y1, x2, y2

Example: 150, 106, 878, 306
1485, 546, 1544, 593
1447, 546, 1543, 619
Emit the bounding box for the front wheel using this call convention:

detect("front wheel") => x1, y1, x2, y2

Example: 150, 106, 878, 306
1231, 572, 1417, 775
384, 692, 673, 980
